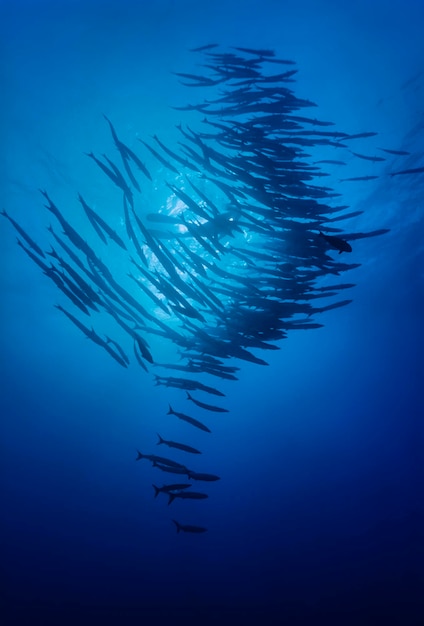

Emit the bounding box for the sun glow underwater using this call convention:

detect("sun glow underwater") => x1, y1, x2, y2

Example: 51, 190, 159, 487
8, 43, 421, 535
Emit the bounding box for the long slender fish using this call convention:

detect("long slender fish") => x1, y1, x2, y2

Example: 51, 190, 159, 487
103, 114, 151, 184
390, 166, 424, 177
186, 470, 220, 482
189, 43, 219, 52
137, 138, 180, 175
105, 123, 148, 184
378, 148, 410, 156
168, 491, 208, 505
133, 340, 148, 372
172, 520, 207, 533
105, 335, 129, 365
152, 484, 192, 498
157, 433, 201, 454
344, 132, 378, 140
349, 150, 385, 162
319, 231, 352, 254
1, 209, 45, 257
78, 194, 127, 250
156, 376, 225, 397
186, 391, 228, 413
152, 462, 190, 475
135, 450, 186, 468
339, 176, 378, 182
167, 404, 211, 433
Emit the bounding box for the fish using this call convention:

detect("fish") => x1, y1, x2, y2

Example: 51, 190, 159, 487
186, 471, 220, 482
154, 376, 225, 397
390, 166, 424, 177
133, 340, 148, 372
344, 132, 378, 140
314, 159, 346, 165
172, 520, 207, 533
127, 272, 171, 316
152, 462, 190, 475
101, 341, 129, 368
168, 491, 208, 505
186, 391, 228, 413
167, 405, 211, 433
85, 151, 121, 187
87, 152, 134, 207
137, 138, 180, 174
54, 304, 128, 367
156, 433, 201, 454
1, 209, 46, 257
173, 72, 224, 87
54, 304, 98, 340
232, 46, 276, 57
135, 450, 186, 468
77, 194, 127, 250
40, 190, 97, 260
319, 231, 352, 254
103, 114, 151, 185
15, 238, 50, 275
44, 267, 91, 315
339, 176, 378, 182
105, 335, 129, 365
349, 150, 385, 162
152, 134, 199, 172
152, 483, 192, 498
378, 148, 410, 156
51, 252, 101, 307
189, 43, 219, 53
165, 182, 211, 221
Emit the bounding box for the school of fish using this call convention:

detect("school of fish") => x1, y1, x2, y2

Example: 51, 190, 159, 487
5, 45, 420, 534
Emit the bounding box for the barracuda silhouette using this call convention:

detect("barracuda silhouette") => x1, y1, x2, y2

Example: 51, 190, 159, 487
153, 462, 190, 475
186, 471, 220, 482
77, 194, 127, 250
167, 405, 211, 433
172, 520, 207, 534
186, 391, 228, 413
152, 484, 192, 498
157, 433, 201, 454
1, 210, 45, 257
319, 231, 352, 254
136, 450, 186, 468
168, 491, 208, 505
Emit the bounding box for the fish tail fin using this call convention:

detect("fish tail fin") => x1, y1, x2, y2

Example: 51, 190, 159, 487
156, 433, 164, 446
152, 484, 160, 498
168, 494, 176, 506
136, 450, 143, 461
172, 519, 181, 532
167, 404, 174, 415
0, 208, 7, 217
186, 391, 193, 401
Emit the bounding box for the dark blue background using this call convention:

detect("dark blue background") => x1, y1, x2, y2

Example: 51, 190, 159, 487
1, 1, 423, 624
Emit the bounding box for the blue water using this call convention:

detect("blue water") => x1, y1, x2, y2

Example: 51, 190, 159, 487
1, 1, 423, 625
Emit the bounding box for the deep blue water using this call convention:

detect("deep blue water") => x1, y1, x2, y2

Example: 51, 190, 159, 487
1, 1, 423, 625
